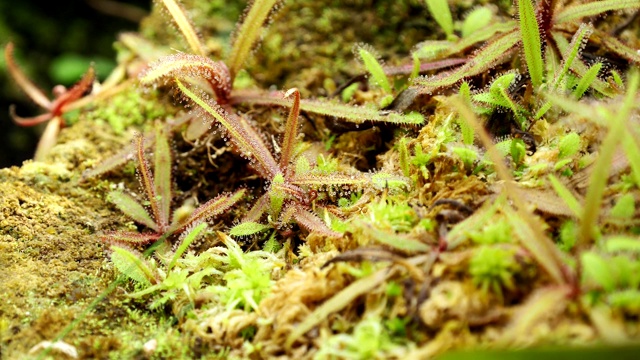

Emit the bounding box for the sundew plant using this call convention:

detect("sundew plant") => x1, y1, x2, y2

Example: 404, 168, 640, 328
2, 0, 640, 359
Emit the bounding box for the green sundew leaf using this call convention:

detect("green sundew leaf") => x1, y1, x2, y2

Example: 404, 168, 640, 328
227, 0, 279, 79
574, 62, 603, 99
605, 236, 640, 253
386, 111, 424, 125
415, 30, 520, 93
379, 95, 394, 108
231, 90, 425, 125
510, 138, 526, 165
558, 220, 577, 252
554, 158, 573, 172
493, 139, 512, 157
452, 147, 478, 168
622, 128, 640, 188
341, 83, 360, 103
473, 73, 520, 112
610, 193, 635, 219
475, 79, 513, 106
548, 174, 582, 217
552, 24, 592, 91
176, 80, 278, 178
611, 70, 624, 88
441, 21, 518, 60
262, 233, 281, 253
459, 81, 472, 103
555, 0, 640, 24
593, 28, 640, 65
581, 252, 616, 292
358, 47, 392, 94
416, 21, 517, 62
545, 45, 560, 84
107, 190, 158, 231
462, 7, 493, 38
294, 155, 311, 175
608, 289, 640, 310
410, 53, 421, 81
552, 30, 614, 97
578, 70, 639, 245
413, 40, 453, 60
458, 83, 475, 145
490, 73, 518, 108
610, 256, 635, 288
156, 0, 205, 56
269, 173, 285, 217
110, 246, 155, 286
154, 125, 172, 228
542, 92, 598, 121
168, 222, 207, 271
558, 132, 581, 159
230, 222, 272, 237
425, 0, 454, 37
371, 172, 410, 190
518, 0, 544, 88
535, 101, 552, 119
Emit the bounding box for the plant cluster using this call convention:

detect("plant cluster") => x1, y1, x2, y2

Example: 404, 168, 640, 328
4, 0, 640, 359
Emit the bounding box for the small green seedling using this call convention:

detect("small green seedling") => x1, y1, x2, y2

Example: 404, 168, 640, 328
357, 46, 392, 95
424, 0, 454, 39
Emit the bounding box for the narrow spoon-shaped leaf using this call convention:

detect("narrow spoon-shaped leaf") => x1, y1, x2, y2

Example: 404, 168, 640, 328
156, 0, 206, 56
555, 0, 640, 24
154, 125, 172, 229
107, 190, 158, 232
518, 0, 544, 88
227, 0, 279, 80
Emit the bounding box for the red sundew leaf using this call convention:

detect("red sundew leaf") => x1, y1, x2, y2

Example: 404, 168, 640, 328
133, 133, 163, 230
140, 54, 232, 102
382, 58, 468, 76
242, 192, 270, 223
279, 88, 300, 176
49, 65, 95, 116
4, 42, 51, 109
282, 204, 342, 238
172, 189, 246, 232
413, 30, 520, 94
8, 106, 53, 127
175, 79, 279, 178
100, 231, 162, 246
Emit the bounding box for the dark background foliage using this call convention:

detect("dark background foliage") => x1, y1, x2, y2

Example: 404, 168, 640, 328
0, 0, 150, 168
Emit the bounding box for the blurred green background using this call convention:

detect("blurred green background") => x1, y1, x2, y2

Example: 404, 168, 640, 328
0, 0, 150, 168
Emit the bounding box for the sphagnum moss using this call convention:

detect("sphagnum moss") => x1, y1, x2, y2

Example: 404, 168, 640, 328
2, 0, 640, 359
